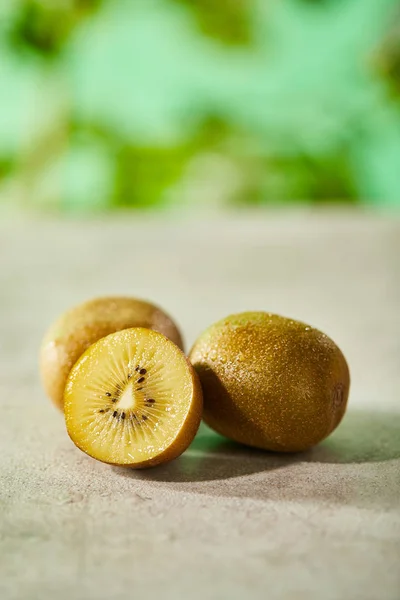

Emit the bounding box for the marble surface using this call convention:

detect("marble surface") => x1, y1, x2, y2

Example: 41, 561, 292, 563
0, 211, 399, 600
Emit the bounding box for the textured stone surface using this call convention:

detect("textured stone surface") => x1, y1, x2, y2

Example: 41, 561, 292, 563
0, 211, 399, 600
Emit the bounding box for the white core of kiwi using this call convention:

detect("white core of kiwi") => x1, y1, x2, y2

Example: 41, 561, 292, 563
116, 382, 137, 411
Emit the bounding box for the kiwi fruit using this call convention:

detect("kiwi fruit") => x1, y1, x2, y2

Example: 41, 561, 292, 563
189, 312, 350, 453
40, 297, 184, 410
64, 328, 203, 468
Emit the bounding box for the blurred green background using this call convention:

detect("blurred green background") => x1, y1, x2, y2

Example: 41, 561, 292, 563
0, 0, 399, 213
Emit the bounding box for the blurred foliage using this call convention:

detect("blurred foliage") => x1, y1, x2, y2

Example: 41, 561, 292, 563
295, 151, 358, 203
374, 9, 400, 98
0, 0, 399, 211
68, 114, 358, 209
8, 0, 103, 59
111, 145, 188, 209
298, 0, 331, 5
110, 116, 235, 208
172, 0, 253, 46
69, 115, 236, 209
0, 156, 13, 179
252, 151, 357, 205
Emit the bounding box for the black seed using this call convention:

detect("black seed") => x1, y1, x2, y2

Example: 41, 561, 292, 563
140, 368, 147, 375
99, 409, 105, 413
137, 377, 145, 383
137, 387, 143, 391
113, 411, 118, 418
127, 374, 132, 380
121, 412, 126, 420
146, 399, 155, 404
142, 415, 148, 421
105, 392, 111, 397
135, 366, 140, 371
112, 398, 117, 403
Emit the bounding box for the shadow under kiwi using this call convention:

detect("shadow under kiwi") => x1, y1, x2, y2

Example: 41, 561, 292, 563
116, 409, 400, 510
116, 423, 295, 483
303, 409, 400, 464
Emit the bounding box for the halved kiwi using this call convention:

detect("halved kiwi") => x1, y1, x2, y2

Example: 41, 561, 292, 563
64, 328, 203, 468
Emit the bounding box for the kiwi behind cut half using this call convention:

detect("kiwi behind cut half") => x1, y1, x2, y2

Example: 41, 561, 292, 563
40, 297, 184, 411
64, 328, 203, 468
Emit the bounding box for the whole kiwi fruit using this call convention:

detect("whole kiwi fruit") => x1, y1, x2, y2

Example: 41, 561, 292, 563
40, 297, 184, 410
189, 312, 350, 452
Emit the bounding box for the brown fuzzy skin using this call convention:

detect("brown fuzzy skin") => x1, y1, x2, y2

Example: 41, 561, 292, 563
64, 328, 203, 469
189, 312, 350, 453
40, 297, 184, 411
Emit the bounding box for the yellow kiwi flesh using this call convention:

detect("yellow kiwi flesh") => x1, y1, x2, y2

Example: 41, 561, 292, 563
64, 328, 202, 468
40, 297, 184, 410
189, 312, 350, 452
